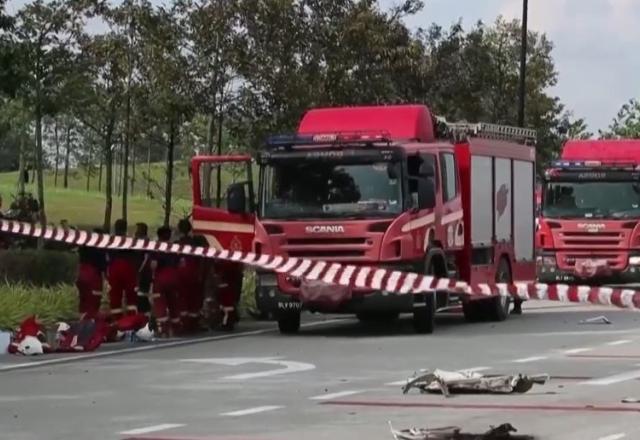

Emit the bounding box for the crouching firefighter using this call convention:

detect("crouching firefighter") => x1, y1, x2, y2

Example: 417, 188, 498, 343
150, 226, 182, 337
76, 228, 106, 318
215, 261, 243, 331
107, 219, 138, 321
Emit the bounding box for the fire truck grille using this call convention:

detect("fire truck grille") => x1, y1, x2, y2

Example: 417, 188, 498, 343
282, 237, 369, 259
558, 232, 624, 248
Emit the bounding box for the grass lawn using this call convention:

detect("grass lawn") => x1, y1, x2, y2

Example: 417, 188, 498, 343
0, 160, 255, 230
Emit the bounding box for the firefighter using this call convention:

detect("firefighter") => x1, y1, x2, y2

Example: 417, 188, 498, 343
150, 226, 181, 337
76, 228, 106, 318
175, 219, 202, 333
215, 261, 243, 331
134, 222, 152, 317
107, 219, 138, 321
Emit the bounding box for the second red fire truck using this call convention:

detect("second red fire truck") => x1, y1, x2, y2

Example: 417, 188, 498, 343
191, 105, 537, 334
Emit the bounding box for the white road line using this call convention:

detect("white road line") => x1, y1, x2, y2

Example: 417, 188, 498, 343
512, 356, 548, 363
597, 433, 626, 440
119, 423, 185, 435
0, 318, 350, 373
564, 347, 593, 354
458, 366, 492, 373
386, 380, 408, 386
582, 369, 640, 386
220, 405, 283, 417
309, 390, 364, 401
606, 340, 632, 346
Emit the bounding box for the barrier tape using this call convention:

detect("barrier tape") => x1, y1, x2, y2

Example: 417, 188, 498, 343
1, 219, 640, 311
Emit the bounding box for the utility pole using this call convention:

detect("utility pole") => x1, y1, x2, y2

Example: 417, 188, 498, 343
518, 0, 528, 127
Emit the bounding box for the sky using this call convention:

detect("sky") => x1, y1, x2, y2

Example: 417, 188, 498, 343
382, 0, 640, 132
6, 0, 639, 132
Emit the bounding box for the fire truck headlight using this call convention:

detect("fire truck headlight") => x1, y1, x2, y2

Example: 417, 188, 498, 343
536, 255, 556, 267
628, 256, 640, 265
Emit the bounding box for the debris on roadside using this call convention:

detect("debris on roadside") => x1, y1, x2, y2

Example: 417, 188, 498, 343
402, 369, 549, 397
621, 397, 640, 403
389, 421, 536, 439
578, 315, 611, 325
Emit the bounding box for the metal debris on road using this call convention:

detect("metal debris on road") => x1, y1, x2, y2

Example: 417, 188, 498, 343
389, 422, 535, 439
578, 315, 612, 325
621, 397, 640, 403
402, 369, 549, 397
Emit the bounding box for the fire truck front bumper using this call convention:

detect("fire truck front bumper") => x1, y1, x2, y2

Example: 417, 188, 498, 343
537, 253, 640, 285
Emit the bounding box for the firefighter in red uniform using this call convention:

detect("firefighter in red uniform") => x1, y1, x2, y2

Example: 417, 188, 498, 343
134, 222, 152, 318
76, 229, 106, 318
150, 226, 181, 337
107, 219, 138, 321
175, 219, 203, 333
215, 261, 243, 331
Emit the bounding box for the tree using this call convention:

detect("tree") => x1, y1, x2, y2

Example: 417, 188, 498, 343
137, 4, 194, 225
601, 99, 640, 139
13, 0, 85, 226
75, 31, 127, 230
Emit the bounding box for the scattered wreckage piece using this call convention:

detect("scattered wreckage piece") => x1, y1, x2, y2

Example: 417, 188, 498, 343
578, 315, 611, 325
389, 422, 535, 440
402, 369, 549, 397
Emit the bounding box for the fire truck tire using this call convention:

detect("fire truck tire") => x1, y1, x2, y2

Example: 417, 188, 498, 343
413, 292, 436, 334
277, 312, 301, 334
462, 300, 483, 322
487, 258, 512, 322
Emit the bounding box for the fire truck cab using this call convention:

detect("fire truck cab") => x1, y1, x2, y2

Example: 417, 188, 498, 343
191, 105, 537, 334
537, 140, 640, 284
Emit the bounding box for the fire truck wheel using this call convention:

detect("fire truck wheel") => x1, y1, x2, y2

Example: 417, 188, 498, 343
488, 258, 512, 322
413, 292, 436, 334
277, 312, 301, 334
462, 300, 483, 322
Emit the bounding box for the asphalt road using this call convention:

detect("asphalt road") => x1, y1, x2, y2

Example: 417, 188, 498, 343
1, 302, 640, 440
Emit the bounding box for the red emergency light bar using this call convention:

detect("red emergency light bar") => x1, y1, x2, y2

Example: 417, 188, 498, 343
266, 130, 392, 149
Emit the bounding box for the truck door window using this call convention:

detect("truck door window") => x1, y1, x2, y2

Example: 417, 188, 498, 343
408, 153, 437, 208
440, 153, 458, 202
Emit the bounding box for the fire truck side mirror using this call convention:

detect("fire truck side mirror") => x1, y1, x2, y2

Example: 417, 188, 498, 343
417, 177, 436, 209
227, 183, 247, 215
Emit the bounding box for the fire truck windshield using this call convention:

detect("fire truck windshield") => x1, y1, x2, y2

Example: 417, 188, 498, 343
543, 181, 640, 219
260, 160, 402, 219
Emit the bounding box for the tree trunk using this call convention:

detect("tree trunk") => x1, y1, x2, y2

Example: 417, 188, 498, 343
164, 118, 176, 226
53, 120, 60, 187
146, 140, 151, 198
130, 133, 136, 196
103, 119, 115, 232
98, 157, 103, 192
215, 109, 224, 208
34, 98, 46, 229
115, 144, 121, 196
17, 135, 25, 195
124, 105, 131, 215
86, 148, 92, 192
63, 126, 71, 189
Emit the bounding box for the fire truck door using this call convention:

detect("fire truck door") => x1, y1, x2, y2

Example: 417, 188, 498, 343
190, 156, 256, 252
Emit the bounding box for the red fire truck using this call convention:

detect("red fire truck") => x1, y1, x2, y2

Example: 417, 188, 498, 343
191, 105, 537, 334
537, 140, 640, 284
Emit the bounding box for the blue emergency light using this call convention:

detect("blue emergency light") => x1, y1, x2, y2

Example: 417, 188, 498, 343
265, 131, 392, 149
551, 160, 638, 170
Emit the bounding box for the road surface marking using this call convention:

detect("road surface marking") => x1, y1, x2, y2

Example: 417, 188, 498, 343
512, 356, 548, 363
220, 405, 283, 416
385, 367, 491, 386
0, 318, 348, 373
310, 390, 365, 401
598, 433, 626, 440
0, 394, 82, 402
582, 369, 640, 386
564, 347, 593, 354
119, 423, 185, 435
607, 340, 632, 346
180, 357, 316, 380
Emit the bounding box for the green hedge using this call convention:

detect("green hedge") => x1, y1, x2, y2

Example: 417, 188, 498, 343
0, 283, 77, 331
0, 249, 78, 286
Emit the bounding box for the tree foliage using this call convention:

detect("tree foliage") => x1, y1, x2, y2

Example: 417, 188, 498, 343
0, 0, 622, 228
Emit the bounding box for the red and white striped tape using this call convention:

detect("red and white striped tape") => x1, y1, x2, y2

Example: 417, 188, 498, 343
2, 219, 640, 311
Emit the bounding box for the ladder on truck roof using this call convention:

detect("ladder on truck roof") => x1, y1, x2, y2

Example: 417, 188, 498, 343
436, 116, 537, 146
